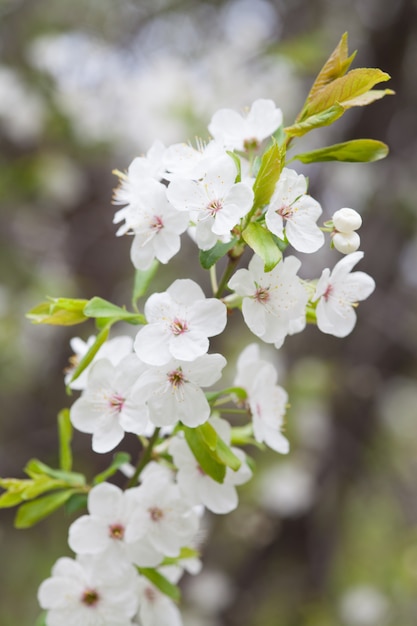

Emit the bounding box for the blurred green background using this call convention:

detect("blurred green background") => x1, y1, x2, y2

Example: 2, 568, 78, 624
1, 0, 417, 624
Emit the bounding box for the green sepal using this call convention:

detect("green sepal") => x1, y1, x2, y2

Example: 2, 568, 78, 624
26, 297, 89, 326
293, 139, 389, 164
138, 568, 181, 603
14, 488, 77, 528
67, 323, 111, 389
93, 452, 132, 485
58, 409, 72, 472
285, 103, 344, 138
252, 139, 284, 211
199, 238, 237, 270
132, 261, 159, 309
242, 222, 282, 272
83, 297, 146, 324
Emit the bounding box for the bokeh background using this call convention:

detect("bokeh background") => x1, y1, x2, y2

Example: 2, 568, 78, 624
1, 0, 417, 624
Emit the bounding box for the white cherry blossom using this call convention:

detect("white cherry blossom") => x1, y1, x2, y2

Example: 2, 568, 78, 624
265, 167, 324, 253
163, 139, 227, 181
68, 482, 165, 568
313, 251, 376, 337
132, 353, 227, 428
113, 178, 189, 270
113, 140, 167, 201
234, 343, 289, 453
332, 230, 361, 254
125, 468, 200, 561
208, 98, 283, 151
166, 154, 254, 250
134, 279, 227, 366
38, 553, 139, 626
228, 253, 308, 347
134, 576, 183, 626
332, 207, 362, 233
65, 334, 133, 391
70, 354, 150, 453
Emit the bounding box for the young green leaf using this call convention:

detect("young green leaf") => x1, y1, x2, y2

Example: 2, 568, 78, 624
285, 103, 344, 138
303, 68, 391, 118
24, 459, 86, 486
293, 139, 389, 164
306, 32, 357, 104
199, 238, 237, 270
26, 298, 89, 326
132, 261, 159, 309
252, 140, 284, 211
58, 409, 72, 472
15, 489, 77, 528
242, 222, 282, 272
83, 297, 145, 324
183, 426, 226, 484
138, 568, 181, 602
215, 438, 242, 471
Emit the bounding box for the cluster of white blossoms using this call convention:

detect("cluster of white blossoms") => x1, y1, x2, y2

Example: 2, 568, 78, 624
38, 98, 376, 626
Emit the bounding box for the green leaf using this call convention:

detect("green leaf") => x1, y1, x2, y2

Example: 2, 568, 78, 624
15, 489, 76, 528
252, 140, 284, 210
0, 490, 25, 508
306, 32, 356, 104
93, 452, 132, 485
24, 459, 86, 486
132, 261, 159, 309
67, 324, 111, 387
139, 568, 181, 602
215, 438, 242, 471
26, 298, 89, 326
183, 426, 226, 484
65, 492, 88, 515
304, 68, 391, 118
199, 238, 237, 270
161, 546, 200, 565
293, 139, 389, 164
285, 103, 345, 138
58, 409, 72, 472
83, 297, 145, 324
198, 421, 219, 451
242, 222, 282, 272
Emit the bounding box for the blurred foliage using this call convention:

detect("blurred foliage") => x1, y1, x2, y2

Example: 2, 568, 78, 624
1, 0, 417, 625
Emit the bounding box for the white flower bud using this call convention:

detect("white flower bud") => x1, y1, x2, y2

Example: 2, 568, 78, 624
333, 231, 361, 254
332, 207, 362, 233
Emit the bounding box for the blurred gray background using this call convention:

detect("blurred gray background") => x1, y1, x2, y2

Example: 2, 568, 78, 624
1, 1, 417, 624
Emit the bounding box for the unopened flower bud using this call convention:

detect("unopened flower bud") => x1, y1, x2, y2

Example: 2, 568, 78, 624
333, 231, 361, 254
332, 207, 362, 233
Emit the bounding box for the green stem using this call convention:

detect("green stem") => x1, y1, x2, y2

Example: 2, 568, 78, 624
215, 255, 241, 298
126, 428, 161, 488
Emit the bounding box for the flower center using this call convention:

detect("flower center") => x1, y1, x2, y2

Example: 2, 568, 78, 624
253, 285, 271, 304
167, 368, 186, 388
81, 588, 100, 607
207, 199, 223, 216
148, 506, 164, 522
243, 137, 260, 151
144, 586, 157, 603
323, 284, 333, 301
170, 317, 189, 336
277, 204, 293, 220
108, 393, 125, 413
109, 523, 125, 540
150, 215, 164, 232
